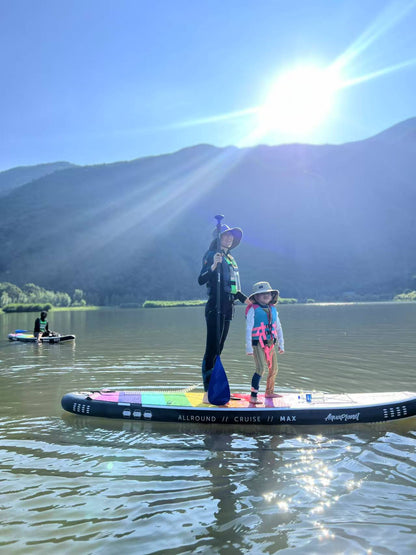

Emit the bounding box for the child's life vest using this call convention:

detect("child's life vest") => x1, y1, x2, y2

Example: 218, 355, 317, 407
245, 303, 284, 352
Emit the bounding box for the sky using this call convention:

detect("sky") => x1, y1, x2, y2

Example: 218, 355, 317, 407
1, 0, 416, 171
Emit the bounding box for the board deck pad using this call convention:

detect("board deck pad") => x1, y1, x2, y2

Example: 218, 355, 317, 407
90, 390, 293, 408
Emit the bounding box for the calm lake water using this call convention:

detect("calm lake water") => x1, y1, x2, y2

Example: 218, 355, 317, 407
0, 303, 415, 554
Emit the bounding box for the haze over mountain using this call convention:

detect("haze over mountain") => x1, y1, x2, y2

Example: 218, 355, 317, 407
1, 118, 415, 304
0, 162, 76, 197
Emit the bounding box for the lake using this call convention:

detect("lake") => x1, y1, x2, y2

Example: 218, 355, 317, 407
0, 303, 415, 554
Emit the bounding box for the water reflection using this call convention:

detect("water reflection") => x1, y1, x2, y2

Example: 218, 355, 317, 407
55, 415, 416, 552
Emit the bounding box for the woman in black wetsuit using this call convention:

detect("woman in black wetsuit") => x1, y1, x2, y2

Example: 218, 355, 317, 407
198, 224, 248, 403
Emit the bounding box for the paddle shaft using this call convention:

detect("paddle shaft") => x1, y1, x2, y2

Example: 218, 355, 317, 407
215, 214, 224, 355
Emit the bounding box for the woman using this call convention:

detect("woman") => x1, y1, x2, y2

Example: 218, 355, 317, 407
198, 224, 248, 403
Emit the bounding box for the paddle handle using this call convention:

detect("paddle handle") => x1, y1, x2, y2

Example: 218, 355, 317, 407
215, 214, 224, 354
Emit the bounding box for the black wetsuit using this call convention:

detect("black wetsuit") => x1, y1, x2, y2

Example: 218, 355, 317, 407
198, 248, 247, 391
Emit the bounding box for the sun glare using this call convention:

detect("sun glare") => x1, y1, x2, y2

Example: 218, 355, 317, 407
257, 66, 340, 136
169, 0, 416, 148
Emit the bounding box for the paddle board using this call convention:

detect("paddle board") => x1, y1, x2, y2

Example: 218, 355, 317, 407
8, 332, 76, 343
61, 390, 416, 425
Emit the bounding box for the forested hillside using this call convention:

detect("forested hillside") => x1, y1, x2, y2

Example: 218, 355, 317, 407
0, 161, 76, 197
0, 119, 415, 304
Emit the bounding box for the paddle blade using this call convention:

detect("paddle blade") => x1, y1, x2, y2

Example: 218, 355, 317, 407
208, 355, 230, 405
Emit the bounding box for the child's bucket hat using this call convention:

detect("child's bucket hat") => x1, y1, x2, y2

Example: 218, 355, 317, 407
249, 281, 279, 304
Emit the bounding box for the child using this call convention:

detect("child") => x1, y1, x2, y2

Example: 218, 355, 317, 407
245, 281, 284, 403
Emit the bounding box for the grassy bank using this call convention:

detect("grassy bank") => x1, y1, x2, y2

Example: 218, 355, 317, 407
143, 300, 206, 308
47, 306, 102, 312
1, 303, 52, 313
143, 298, 299, 308
1, 304, 101, 314
394, 290, 416, 301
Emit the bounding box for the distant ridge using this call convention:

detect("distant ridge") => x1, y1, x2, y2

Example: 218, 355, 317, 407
0, 118, 415, 304
0, 161, 76, 197
367, 117, 416, 144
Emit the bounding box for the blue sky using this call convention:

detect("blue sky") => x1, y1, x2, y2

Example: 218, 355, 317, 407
1, 0, 416, 171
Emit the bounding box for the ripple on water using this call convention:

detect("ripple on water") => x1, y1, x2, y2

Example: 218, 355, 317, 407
0, 416, 415, 553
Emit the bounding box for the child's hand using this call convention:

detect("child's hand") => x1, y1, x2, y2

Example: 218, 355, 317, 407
246, 352, 253, 356
278, 349, 284, 354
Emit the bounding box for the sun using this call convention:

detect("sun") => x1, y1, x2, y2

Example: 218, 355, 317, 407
257, 66, 340, 136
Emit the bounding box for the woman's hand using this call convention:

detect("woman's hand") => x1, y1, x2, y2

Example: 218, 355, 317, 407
210, 252, 223, 271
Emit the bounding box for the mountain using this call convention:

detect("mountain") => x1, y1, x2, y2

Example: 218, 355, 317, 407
0, 119, 415, 304
368, 117, 416, 145
0, 162, 77, 197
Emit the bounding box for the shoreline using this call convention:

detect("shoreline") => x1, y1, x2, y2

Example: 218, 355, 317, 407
1, 299, 415, 315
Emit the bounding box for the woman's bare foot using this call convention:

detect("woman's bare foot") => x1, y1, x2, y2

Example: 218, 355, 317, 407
202, 392, 209, 404
265, 393, 281, 398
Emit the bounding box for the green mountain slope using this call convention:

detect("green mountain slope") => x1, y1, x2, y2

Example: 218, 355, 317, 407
0, 162, 77, 197
0, 120, 415, 303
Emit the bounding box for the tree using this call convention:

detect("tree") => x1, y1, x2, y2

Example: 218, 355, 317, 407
0, 282, 26, 304
54, 292, 71, 307
23, 283, 44, 300
0, 292, 11, 308
72, 289, 86, 306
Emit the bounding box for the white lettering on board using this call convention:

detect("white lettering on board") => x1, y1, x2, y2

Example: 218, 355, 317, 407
325, 412, 360, 422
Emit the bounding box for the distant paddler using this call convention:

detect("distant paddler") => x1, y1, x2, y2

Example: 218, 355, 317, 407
198, 217, 249, 404
34, 310, 50, 343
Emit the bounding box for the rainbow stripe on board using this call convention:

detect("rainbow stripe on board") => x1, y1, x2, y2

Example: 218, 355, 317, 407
88, 390, 291, 408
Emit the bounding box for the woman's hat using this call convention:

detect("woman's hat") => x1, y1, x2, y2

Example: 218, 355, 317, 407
212, 224, 243, 249
249, 281, 279, 304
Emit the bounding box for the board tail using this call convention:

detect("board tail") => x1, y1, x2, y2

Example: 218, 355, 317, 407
208, 355, 230, 405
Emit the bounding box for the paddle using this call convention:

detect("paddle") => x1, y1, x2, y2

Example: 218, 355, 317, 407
208, 214, 231, 405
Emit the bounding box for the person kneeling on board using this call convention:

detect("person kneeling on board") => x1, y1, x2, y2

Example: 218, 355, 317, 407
245, 282, 285, 404
34, 311, 50, 343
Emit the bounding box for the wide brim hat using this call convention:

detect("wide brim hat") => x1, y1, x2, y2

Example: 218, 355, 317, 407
249, 281, 279, 304
212, 224, 243, 250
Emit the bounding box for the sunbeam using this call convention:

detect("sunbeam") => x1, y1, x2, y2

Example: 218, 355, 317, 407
340, 58, 416, 88
167, 107, 259, 129
49, 146, 250, 265
332, 0, 416, 71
